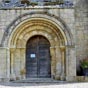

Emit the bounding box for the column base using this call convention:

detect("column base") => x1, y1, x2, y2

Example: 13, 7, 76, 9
54, 75, 66, 81
66, 76, 77, 82
0, 78, 10, 82
76, 76, 88, 82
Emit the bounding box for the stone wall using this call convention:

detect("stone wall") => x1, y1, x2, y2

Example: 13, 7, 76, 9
0, 8, 75, 46
0, 8, 76, 81
75, 0, 88, 75
0, 48, 9, 82
0, 0, 87, 82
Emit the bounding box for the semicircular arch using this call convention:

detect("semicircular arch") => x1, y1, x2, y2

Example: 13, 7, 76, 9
1, 12, 73, 47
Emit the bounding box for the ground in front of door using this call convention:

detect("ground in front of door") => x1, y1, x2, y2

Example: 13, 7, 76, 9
0, 82, 88, 88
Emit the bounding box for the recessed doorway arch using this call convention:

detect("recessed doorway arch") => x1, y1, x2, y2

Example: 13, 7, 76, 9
9, 17, 76, 81
26, 35, 51, 78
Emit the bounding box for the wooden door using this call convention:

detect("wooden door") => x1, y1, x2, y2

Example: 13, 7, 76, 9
26, 35, 51, 78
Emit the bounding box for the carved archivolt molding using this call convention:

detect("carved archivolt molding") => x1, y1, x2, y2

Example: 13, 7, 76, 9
9, 16, 76, 80
9, 18, 67, 80
9, 18, 66, 48
1, 12, 73, 47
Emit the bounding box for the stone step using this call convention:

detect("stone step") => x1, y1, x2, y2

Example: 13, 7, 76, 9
12, 78, 66, 83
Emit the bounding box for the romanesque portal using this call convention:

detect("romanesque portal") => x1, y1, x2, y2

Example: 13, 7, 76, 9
9, 17, 75, 81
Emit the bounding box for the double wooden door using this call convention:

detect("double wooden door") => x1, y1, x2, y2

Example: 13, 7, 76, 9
26, 36, 51, 78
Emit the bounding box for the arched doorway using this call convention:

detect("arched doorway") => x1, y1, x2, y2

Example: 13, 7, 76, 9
9, 18, 66, 80
8, 17, 76, 81
26, 35, 51, 78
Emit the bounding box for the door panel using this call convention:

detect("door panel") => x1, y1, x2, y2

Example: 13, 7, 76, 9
26, 35, 51, 78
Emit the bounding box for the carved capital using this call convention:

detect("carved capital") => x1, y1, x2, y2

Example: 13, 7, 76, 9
10, 48, 16, 53
60, 46, 66, 51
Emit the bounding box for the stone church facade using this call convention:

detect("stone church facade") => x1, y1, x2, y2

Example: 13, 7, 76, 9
0, 0, 88, 82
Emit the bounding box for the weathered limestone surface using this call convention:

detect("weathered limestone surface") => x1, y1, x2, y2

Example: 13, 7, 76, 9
0, 0, 87, 82
75, 0, 88, 75
0, 48, 8, 81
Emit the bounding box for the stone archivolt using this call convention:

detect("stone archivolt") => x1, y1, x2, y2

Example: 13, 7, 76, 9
9, 18, 67, 80
10, 19, 65, 48
8, 17, 76, 81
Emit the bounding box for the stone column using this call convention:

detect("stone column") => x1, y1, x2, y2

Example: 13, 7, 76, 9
65, 46, 76, 81
20, 48, 26, 79
60, 46, 66, 80
7, 48, 10, 81
55, 46, 62, 80
10, 48, 16, 80
50, 47, 56, 79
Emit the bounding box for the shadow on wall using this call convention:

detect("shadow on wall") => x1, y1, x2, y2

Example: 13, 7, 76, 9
77, 66, 83, 76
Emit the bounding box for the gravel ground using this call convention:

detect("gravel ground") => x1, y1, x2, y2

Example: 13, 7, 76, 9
0, 82, 88, 88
